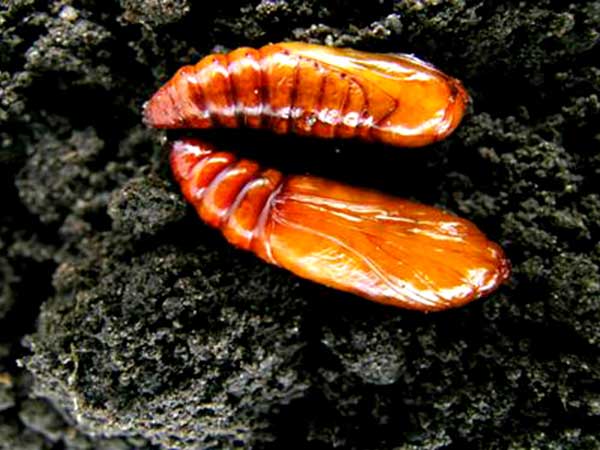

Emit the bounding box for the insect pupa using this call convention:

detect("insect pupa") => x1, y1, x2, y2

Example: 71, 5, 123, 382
144, 42, 469, 147
169, 138, 510, 311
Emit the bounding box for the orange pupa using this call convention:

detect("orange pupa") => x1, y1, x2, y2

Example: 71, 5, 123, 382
144, 42, 469, 147
146, 43, 509, 310
169, 138, 510, 312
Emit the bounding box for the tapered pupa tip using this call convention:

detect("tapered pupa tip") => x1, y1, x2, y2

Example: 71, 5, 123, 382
436, 233, 511, 312
400, 236, 511, 312
484, 245, 512, 294
446, 239, 511, 312
143, 84, 180, 128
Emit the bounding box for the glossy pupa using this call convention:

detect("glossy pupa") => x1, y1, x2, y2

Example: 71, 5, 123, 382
144, 42, 469, 148
169, 138, 510, 312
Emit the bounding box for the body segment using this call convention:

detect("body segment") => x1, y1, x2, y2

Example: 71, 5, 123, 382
170, 138, 510, 311
145, 42, 469, 147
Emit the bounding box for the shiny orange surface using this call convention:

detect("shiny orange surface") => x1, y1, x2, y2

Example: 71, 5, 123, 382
170, 139, 510, 311
145, 42, 469, 147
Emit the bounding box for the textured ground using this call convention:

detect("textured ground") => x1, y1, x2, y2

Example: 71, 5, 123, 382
1, 0, 600, 449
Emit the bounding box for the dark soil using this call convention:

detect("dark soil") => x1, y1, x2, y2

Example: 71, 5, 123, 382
1, 1, 599, 449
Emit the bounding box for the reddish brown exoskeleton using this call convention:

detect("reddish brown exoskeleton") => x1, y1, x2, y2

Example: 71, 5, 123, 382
146, 43, 509, 310
144, 42, 469, 148
170, 138, 510, 312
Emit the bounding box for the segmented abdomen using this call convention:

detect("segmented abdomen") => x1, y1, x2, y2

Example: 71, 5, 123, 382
170, 138, 283, 259
171, 138, 510, 312
145, 42, 469, 147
